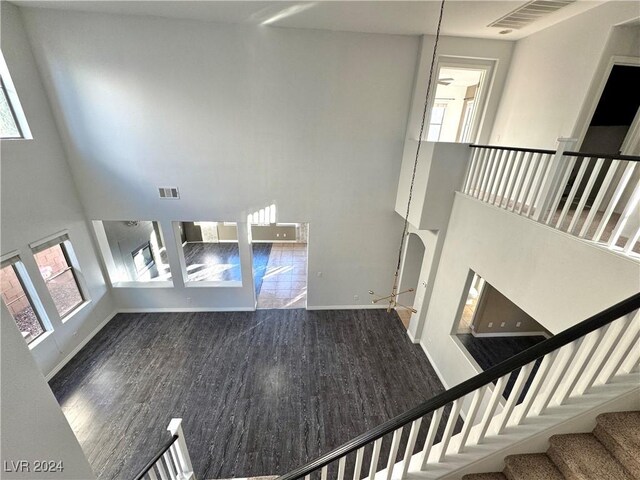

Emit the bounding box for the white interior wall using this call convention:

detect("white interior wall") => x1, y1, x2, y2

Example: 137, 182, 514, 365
19, 7, 420, 310
1, 302, 97, 479
490, 1, 640, 149
0, 2, 115, 376
419, 193, 640, 390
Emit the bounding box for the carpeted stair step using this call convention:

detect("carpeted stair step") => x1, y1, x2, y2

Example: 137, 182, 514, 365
593, 411, 640, 479
548, 433, 635, 480
462, 473, 507, 480
503, 453, 564, 480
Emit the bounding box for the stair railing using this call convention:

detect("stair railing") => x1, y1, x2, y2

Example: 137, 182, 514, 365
463, 142, 640, 257
276, 292, 640, 480
133, 418, 195, 480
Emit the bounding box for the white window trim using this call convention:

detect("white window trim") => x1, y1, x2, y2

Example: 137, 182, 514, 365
0, 50, 32, 140
30, 231, 92, 321
0, 250, 53, 346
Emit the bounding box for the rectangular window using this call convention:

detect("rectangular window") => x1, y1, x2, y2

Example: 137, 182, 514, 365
0, 50, 31, 139
426, 103, 447, 141
0, 256, 48, 345
33, 237, 85, 318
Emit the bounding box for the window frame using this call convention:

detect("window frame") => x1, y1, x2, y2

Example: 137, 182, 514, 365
0, 50, 32, 140
31, 232, 90, 320
0, 252, 52, 347
426, 102, 448, 142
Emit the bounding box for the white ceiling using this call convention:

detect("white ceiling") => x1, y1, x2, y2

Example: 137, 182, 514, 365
13, 0, 611, 40
439, 67, 483, 87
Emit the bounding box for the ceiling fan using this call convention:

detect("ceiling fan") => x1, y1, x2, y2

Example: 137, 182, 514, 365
438, 77, 454, 86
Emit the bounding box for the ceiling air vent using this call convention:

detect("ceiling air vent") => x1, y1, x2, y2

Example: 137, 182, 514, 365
158, 187, 180, 199
488, 0, 576, 30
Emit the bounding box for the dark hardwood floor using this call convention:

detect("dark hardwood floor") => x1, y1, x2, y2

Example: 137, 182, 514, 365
456, 333, 547, 401
50, 309, 450, 480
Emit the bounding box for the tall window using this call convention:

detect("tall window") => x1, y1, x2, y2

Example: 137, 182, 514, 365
0, 256, 48, 345
0, 50, 30, 139
33, 236, 86, 318
426, 103, 447, 141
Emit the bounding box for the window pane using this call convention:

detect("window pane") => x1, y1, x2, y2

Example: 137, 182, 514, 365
0, 264, 44, 343
34, 244, 84, 317
431, 105, 446, 124
427, 124, 442, 142
0, 87, 20, 139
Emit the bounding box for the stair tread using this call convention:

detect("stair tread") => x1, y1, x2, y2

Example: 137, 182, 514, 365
596, 411, 640, 453
504, 453, 564, 480
462, 474, 507, 480
594, 411, 640, 479
549, 433, 635, 480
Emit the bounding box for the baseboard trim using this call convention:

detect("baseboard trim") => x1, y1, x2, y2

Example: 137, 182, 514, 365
406, 329, 418, 343
470, 330, 551, 338
45, 309, 118, 381
419, 339, 450, 390
117, 307, 256, 313
307, 304, 388, 311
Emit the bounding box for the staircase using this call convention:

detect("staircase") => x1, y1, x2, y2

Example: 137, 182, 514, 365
463, 411, 639, 480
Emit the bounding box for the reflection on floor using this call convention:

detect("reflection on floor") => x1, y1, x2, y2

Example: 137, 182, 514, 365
457, 333, 547, 400
396, 309, 412, 329
50, 309, 448, 480
256, 243, 307, 309
183, 242, 242, 282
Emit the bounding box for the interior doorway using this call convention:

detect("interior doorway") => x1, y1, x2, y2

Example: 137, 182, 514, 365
397, 233, 426, 329
248, 210, 308, 309
425, 60, 493, 143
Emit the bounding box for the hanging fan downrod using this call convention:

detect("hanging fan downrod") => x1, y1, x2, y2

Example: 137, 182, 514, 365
370, 0, 446, 314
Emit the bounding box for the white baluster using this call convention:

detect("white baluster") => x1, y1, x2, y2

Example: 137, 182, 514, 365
484, 150, 507, 203
598, 314, 640, 383
496, 362, 534, 435
420, 407, 444, 469
503, 151, 524, 209
577, 318, 629, 394
163, 452, 178, 480
578, 160, 621, 238
148, 468, 159, 480
338, 456, 346, 480
438, 400, 462, 462
169, 445, 182, 480
534, 138, 577, 222
475, 375, 508, 444
607, 181, 640, 248
515, 351, 558, 424
567, 158, 605, 234
369, 438, 383, 480
479, 149, 499, 201
555, 329, 604, 404
555, 158, 589, 229
544, 156, 577, 224
353, 447, 365, 480
400, 418, 422, 478
305, 475, 311, 480
386, 428, 403, 480
593, 162, 636, 242
470, 148, 489, 197
488, 150, 509, 204
534, 340, 583, 414
495, 150, 516, 207
463, 148, 481, 193
321, 465, 328, 480
623, 223, 640, 255
527, 153, 553, 218
457, 387, 487, 453
156, 459, 170, 480
517, 153, 542, 215
511, 152, 533, 213
167, 419, 194, 479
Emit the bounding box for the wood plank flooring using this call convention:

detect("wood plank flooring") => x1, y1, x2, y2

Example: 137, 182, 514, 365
49, 309, 447, 480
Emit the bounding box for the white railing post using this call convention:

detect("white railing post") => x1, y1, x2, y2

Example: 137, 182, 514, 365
532, 137, 577, 222
168, 418, 195, 480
